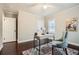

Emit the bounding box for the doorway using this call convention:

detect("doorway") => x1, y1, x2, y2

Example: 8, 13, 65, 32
3, 17, 16, 43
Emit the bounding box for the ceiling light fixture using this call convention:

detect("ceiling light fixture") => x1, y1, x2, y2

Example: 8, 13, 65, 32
43, 5, 48, 9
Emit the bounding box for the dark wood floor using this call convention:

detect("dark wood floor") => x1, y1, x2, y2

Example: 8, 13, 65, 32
1, 42, 18, 55
0, 39, 79, 55
0, 39, 51, 55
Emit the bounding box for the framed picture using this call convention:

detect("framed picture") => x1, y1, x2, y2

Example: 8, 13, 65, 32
66, 17, 78, 31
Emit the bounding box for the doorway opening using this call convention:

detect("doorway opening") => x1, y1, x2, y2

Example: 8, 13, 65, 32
3, 11, 18, 43
2, 12, 18, 54
3, 17, 16, 43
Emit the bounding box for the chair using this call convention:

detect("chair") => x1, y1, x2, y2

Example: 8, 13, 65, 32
51, 31, 68, 55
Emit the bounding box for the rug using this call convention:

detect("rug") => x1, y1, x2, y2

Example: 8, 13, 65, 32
22, 43, 78, 55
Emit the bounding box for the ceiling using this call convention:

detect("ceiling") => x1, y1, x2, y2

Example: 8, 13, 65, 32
1, 3, 79, 16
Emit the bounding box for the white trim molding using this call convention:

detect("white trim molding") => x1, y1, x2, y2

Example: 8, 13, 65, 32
68, 42, 79, 46
18, 39, 33, 43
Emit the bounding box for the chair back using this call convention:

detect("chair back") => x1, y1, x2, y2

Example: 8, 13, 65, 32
54, 32, 63, 40
62, 31, 68, 48
63, 31, 68, 41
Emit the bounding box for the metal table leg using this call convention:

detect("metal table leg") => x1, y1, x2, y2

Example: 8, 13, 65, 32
34, 38, 35, 49
39, 39, 40, 55
52, 45, 54, 55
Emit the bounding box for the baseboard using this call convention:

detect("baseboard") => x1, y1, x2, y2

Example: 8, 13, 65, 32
68, 42, 79, 51
18, 39, 79, 51
18, 39, 33, 43
68, 42, 79, 47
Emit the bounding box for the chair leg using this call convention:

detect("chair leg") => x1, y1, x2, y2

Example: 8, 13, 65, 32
77, 51, 79, 55
52, 45, 54, 55
63, 48, 68, 55
47, 40, 49, 47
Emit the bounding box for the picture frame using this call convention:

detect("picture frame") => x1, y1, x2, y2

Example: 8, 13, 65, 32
66, 17, 78, 31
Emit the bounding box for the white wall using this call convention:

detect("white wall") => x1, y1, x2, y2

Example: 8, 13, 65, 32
18, 5, 79, 46
53, 5, 79, 46
44, 16, 56, 33
0, 8, 3, 50
18, 10, 39, 43
44, 16, 49, 32
36, 16, 44, 32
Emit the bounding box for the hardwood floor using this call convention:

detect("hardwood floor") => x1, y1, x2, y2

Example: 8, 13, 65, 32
0, 39, 51, 55
68, 44, 79, 55
0, 39, 79, 55
1, 42, 17, 55
68, 44, 79, 51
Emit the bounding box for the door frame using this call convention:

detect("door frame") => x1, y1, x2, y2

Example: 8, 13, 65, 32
2, 13, 18, 54
16, 15, 18, 44
3, 16, 18, 43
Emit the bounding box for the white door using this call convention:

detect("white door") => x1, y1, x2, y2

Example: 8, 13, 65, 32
3, 17, 16, 43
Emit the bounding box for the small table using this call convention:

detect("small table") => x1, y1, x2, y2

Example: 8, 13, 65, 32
34, 33, 54, 55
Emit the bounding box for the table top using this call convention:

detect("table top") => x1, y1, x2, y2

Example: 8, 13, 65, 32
36, 34, 54, 39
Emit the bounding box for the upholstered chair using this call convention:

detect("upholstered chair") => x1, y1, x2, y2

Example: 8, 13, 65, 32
51, 31, 68, 55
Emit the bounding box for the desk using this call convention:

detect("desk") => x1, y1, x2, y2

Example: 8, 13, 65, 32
34, 34, 54, 55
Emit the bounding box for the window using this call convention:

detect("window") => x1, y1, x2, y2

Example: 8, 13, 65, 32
48, 19, 55, 33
